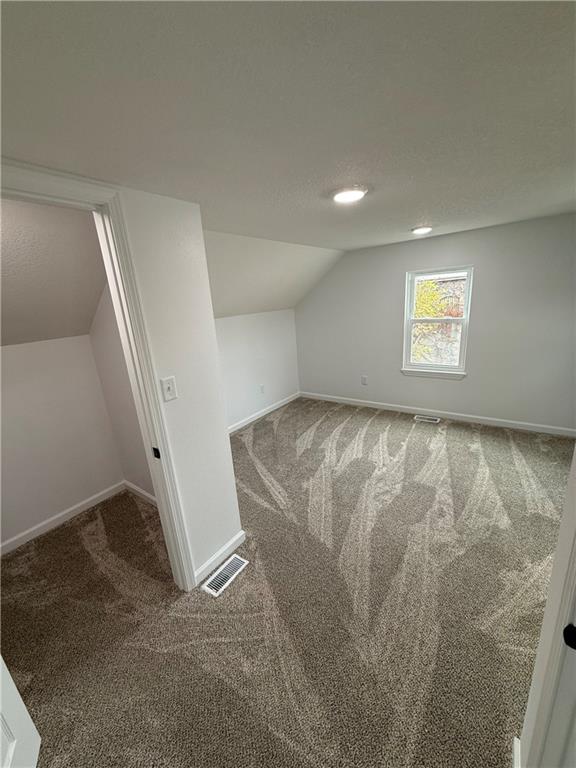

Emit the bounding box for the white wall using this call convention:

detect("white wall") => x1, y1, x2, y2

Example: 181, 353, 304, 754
90, 286, 154, 496
215, 310, 299, 430
1, 336, 123, 549
296, 214, 576, 432
118, 189, 243, 576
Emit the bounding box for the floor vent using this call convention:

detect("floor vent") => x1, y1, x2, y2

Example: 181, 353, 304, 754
202, 554, 248, 597
414, 414, 441, 424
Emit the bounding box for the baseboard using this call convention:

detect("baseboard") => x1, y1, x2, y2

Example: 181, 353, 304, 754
123, 480, 157, 504
1, 480, 159, 556
228, 392, 301, 434
2, 481, 245, 590
0, 481, 126, 556
513, 737, 522, 768
300, 392, 576, 438
193, 529, 246, 585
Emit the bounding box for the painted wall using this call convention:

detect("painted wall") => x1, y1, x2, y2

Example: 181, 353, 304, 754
1, 335, 123, 548
215, 310, 299, 430
90, 286, 154, 496
119, 189, 243, 576
296, 214, 576, 432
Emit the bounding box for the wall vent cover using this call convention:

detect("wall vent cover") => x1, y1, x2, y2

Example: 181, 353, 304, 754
414, 414, 441, 424
202, 554, 248, 597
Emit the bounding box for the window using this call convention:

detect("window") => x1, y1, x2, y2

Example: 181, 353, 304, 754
402, 266, 473, 378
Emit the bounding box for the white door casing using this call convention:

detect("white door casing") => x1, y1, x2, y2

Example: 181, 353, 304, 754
517, 448, 576, 766
1, 159, 245, 591
1, 161, 196, 590
1, 658, 40, 768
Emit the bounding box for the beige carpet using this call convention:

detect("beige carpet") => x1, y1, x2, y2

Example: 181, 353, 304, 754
2, 398, 574, 768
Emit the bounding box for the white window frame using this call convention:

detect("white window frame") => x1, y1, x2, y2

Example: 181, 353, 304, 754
402, 265, 473, 379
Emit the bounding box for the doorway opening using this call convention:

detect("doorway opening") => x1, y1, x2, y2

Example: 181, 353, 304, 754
1, 196, 160, 547
0, 181, 194, 591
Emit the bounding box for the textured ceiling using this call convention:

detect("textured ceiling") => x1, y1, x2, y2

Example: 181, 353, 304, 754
205, 231, 341, 318
1, 200, 106, 346
2, 3, 574, 250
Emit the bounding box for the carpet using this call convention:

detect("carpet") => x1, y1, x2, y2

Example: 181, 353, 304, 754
2, 398, 574, 768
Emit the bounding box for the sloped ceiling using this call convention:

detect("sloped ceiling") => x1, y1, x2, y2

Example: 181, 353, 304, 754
204, 231, 341, 318
1, 200, 106, 346
1, 198, 339, 338
3, 3, 574, 250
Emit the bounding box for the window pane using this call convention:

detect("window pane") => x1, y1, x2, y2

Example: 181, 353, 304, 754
410, 321, 462, 367
414, 275, 466, 318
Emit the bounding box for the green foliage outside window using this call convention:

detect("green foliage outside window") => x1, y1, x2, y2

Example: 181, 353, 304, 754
414, 279, 445, 318
412, 278, 464, 363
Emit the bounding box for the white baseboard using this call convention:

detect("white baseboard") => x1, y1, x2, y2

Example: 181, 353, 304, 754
0, 481, 126, 555
194, 529, 246, 585
2, 481, 246, 593
123, 480, 157, 504
513, 737, 522, 768
300, 392, 576, 438
1, 480, 159, 556
228, 392, 300, 434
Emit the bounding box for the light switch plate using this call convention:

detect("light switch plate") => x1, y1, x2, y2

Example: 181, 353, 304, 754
160, 376, 178, 402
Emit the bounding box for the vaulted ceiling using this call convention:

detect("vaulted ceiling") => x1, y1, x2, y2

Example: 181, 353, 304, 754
3, 2, 574, 251
1, 200, 106, 346
1, 199, 341, 340
205, 231, 341, 318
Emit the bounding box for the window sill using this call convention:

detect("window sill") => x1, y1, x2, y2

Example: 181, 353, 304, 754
401, 368, 467, 380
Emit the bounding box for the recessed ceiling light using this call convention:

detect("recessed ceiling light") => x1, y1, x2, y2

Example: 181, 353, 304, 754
412, 225, 433, 235
332, 187, 368, 204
